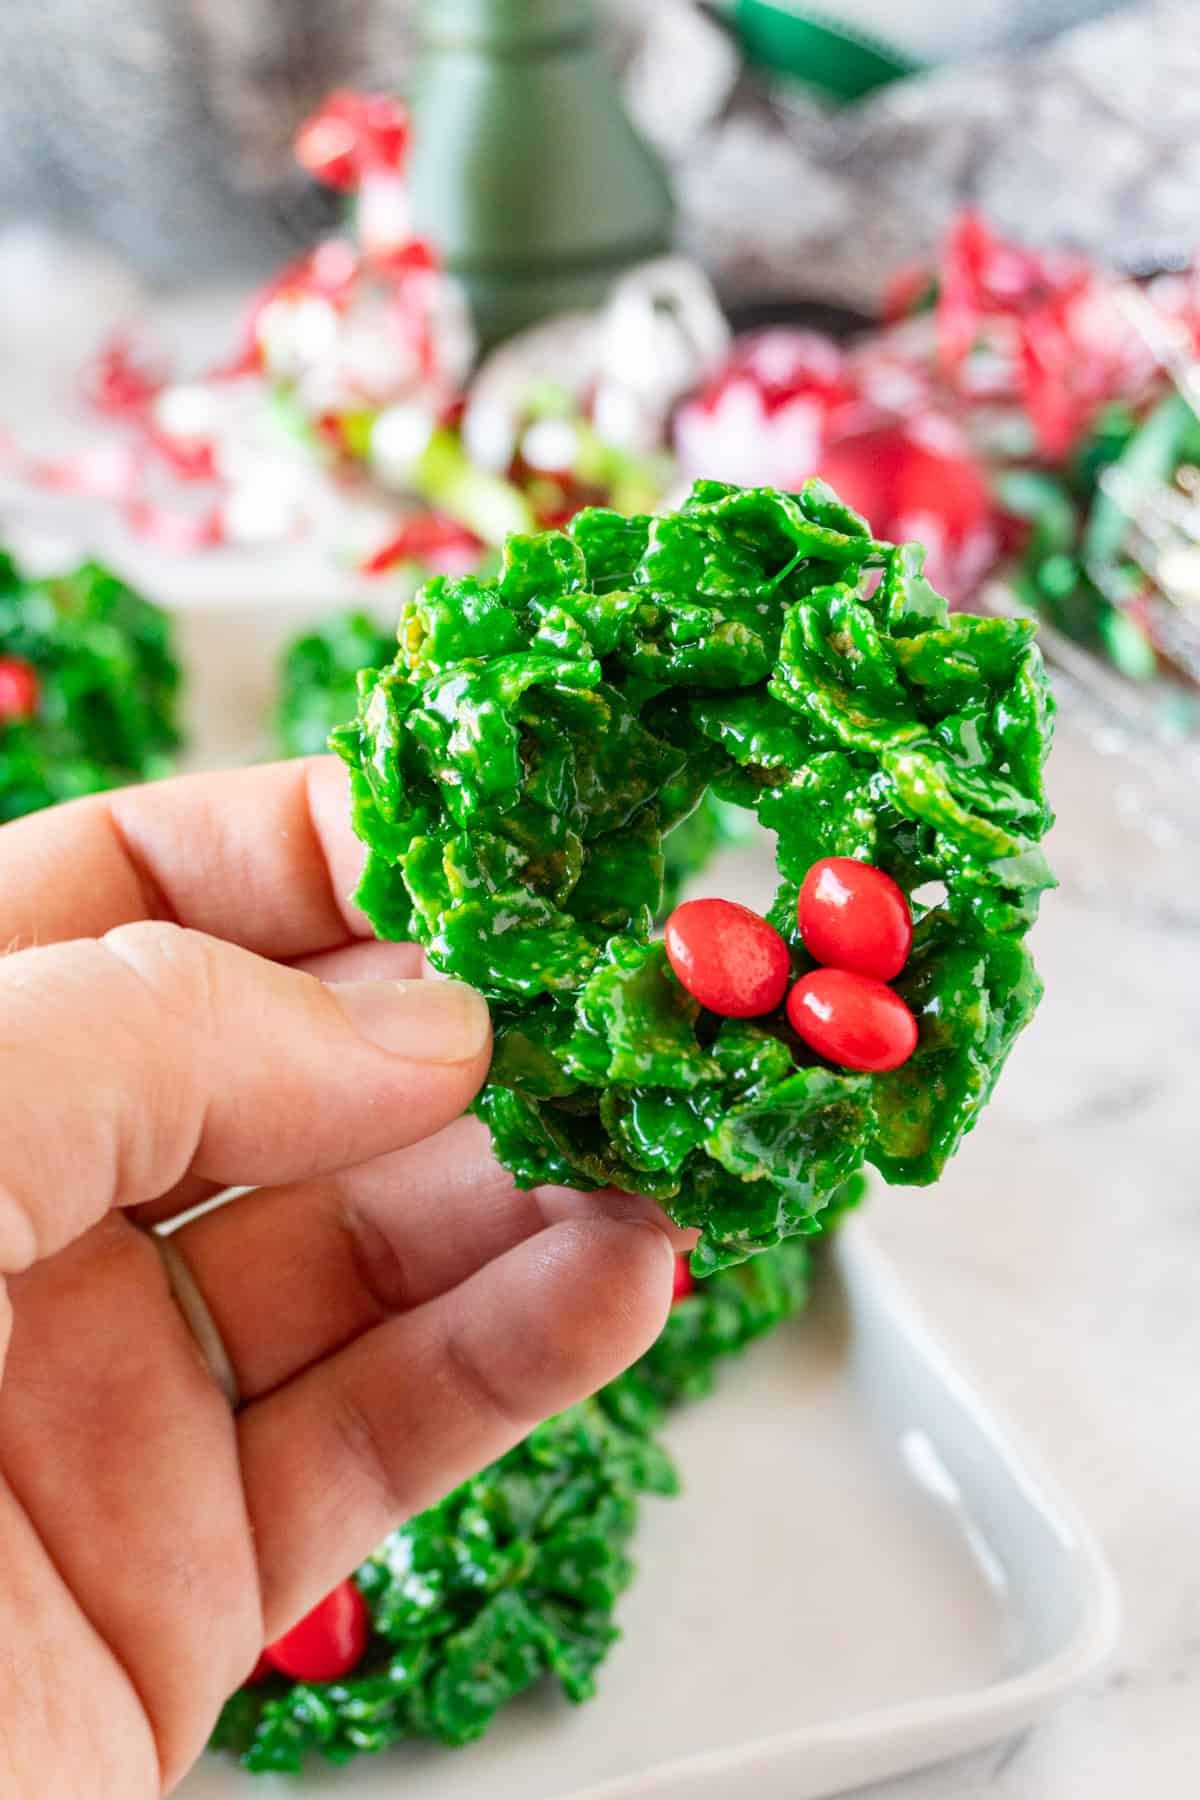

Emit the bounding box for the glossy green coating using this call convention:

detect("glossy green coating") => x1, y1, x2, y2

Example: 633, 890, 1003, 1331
275, 605, 733, 920
211, 1229, 828, 1773
334, 480, 1056, 1272
0, 553, 180, 823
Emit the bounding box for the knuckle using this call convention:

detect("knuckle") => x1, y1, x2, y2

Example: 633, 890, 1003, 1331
101, 921, 214, 1007
337, 1199, 413, 1319
441, 1326, 527, 1437
330, 1379, 409, 1521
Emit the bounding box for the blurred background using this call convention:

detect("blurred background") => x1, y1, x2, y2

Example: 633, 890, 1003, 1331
1, 0, 1198, 908
0, 0, 1168, 287
0, 0, 1194, 914
0, 7, 1197, 1799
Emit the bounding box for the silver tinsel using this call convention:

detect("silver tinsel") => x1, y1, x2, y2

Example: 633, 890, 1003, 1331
635, 0, 1200, 310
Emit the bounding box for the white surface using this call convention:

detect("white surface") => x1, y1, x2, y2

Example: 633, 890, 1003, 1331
180, 1227, 1115, 1800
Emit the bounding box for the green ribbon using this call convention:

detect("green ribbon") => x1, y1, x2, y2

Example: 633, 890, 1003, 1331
733, 1, 922, 101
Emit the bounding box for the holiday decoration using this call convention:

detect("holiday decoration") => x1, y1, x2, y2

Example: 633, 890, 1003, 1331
676, 213, 1200, 697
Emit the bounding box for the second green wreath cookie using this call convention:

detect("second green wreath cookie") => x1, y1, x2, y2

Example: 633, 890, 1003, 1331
334, 479, 1055, 1272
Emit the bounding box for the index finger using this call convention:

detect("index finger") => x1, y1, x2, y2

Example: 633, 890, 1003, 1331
0, 757, 369, 959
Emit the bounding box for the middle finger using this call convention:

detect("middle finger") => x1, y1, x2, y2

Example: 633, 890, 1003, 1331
164, 1114, 691, 1403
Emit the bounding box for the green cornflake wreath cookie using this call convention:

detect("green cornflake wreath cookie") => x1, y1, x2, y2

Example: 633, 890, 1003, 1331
334, 480, 1055, 1273
0, 551, 180, 822
212, 1229, 834, 1773
276, 607, 741, 906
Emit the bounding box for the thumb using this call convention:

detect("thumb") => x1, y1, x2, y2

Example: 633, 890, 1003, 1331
0, 921, 491, 1274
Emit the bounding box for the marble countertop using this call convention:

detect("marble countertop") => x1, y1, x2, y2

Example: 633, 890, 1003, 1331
853, 766, 1199, 1796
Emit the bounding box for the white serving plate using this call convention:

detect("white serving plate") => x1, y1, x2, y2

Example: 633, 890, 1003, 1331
180, 1223, 1117, 1800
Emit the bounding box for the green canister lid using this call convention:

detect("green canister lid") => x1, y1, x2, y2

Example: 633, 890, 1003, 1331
409, 0, 673, 345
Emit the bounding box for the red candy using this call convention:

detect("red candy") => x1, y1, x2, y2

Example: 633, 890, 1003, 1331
264, 1579, 369, 1683
786, 969, 918, 1073
664, 898, 790, 1019
671, 1255, 695, 1304
246, 1652, 273, 1685
0, 658, 39, 722
797, 856, 912, 981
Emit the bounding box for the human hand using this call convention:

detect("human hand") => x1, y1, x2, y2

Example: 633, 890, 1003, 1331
0, 759, 679, 1797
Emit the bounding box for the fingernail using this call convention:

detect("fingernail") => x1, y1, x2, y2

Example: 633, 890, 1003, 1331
334, 978, 490, 1063
631, 1217, 677, 1274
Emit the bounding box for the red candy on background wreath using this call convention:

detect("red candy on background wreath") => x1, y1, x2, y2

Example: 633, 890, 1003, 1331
264, 1581, 369, 1684
0, 658, 40, 722
671, 1256, 696, 1304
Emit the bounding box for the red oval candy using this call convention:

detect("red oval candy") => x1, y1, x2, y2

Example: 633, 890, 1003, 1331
797, 857, 912, 981
671, 1255, 696, 1304
664, 898, 790, 1019
0, 658, 40, 722
786, 968, 918, 1073
265, 1579, 369, 1683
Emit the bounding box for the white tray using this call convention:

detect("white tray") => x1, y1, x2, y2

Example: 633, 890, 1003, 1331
181, 1224, 1117, 1800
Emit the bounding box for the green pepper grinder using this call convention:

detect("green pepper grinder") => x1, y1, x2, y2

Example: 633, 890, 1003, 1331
408, 0, 675, 346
